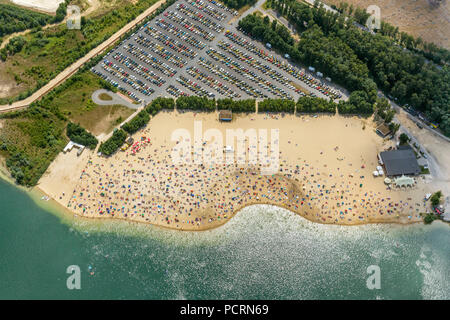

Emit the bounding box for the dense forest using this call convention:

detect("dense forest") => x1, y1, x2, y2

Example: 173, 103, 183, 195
221, 0, 257, 10
66, 122, 98, 149
0, 4, 53, 38
240, 0, 450, 136
98, 129, 128, 156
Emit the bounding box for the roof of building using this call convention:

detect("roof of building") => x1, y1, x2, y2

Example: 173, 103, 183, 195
379, 149, 420, 176
376, 124, 391, 137
398, 144, 413, 150
218, 110, 232, 121
63, 141, 84, 153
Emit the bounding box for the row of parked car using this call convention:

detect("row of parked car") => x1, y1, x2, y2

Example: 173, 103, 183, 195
123, 43, 177, 77
218, 41, 291, 87
224, 31, 342, 100
176, 75, 215, 98
204, 0, 238, 16
176, 3, 224, 33
164, 10, 215, 41
185, 0, 227, 21
102, 59, 155, 95
198, 57, 265, 98
112, 51, 165, 87
186, 65, 240, 98
155, 18, 207, 49
144, 26, 198, 59
166, 84, 189, 97
92, 67, 143, 102
100, 60, 154, 97
206, 47, 292, 100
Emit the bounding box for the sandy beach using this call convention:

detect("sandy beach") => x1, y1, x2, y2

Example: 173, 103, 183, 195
37, 111, 432, 230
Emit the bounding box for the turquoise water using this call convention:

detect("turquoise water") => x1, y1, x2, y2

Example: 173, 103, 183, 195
0, 179, 449, 299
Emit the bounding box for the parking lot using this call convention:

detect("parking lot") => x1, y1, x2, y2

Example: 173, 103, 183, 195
91, 0, 344, 104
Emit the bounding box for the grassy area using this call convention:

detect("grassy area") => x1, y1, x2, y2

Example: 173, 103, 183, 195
262, 0, 271, 10
422, 212, 439, 224
46, 71, 134, 135
0, 0, 159, 103
0, 70, 134, 185
0, 0, 179, 186
99, 92, 113, 100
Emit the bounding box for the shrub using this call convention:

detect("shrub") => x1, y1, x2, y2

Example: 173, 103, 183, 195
297, 96, 336, 113
66, 122, 98, 149
217, 98, 256, 113
176, 96, 215, 111
98, 129, 127, 156
258, 99, 295, 113
121, 110, 150, 134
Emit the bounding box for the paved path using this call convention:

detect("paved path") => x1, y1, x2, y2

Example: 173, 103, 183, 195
92, 89, 141, 109
0, 0, 166, 113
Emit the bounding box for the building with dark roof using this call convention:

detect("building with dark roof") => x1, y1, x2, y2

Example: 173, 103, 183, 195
379, 147, 420, 176
218, 110, 232, 122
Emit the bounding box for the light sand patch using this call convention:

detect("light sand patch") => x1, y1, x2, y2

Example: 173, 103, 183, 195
10, 0, 65, 13
38, 146, 93, 202
322, 0, 450, 49
38, 112, 433, 230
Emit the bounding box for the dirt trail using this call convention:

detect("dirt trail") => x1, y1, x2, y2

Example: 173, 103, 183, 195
1, 0, 102, 50
0, 0, 166, 113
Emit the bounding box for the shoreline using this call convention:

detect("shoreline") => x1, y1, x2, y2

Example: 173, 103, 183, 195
32, 183, 424, 233
0, 154, 435, 233
33, 111, 432, 231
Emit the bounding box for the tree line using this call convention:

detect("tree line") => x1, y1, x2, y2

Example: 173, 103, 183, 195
241, 0, 450, 136
332, 1, 450, 64
176, 96, 216, 111
98, 129, 128, 156
221, 0, 257, 10
217, 98, 256, 113
99, 97, 176, 156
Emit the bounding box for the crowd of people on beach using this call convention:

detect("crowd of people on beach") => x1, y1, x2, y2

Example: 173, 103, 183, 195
66, 122, 427, 230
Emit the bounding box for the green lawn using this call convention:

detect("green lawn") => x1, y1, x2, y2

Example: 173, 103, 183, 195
0, 0, 159, 104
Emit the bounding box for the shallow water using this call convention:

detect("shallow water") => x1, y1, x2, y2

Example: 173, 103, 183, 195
0, 179, 448, 299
